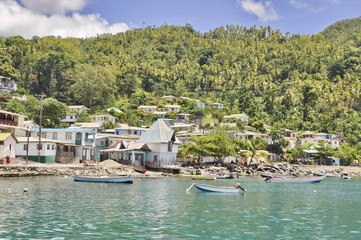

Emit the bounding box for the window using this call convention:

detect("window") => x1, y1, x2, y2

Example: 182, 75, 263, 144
47, 144, 50, 150
52, 132, 57, 140
37, 132, 40, 137
52, 145, 55, 150
70, 116, 73, 119
65, 132, 72, 140
41, 132, 47, 138
37, 144, 42, 150
23, 144, 28, 151
9, 144, 11, 150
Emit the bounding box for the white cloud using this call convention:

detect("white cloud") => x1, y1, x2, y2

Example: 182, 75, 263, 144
20, 0, 88, 14
289, 0, 309, 9
237, 0, 279, 21
0, 0, 129, 38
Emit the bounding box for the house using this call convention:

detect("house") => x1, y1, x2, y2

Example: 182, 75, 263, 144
223, 114, 249, 124
138, 119, 181, 168
164, 105, 181, 113
68, 105, 90, 114
138, 105, 157, 114
196, 100, 205, 109
0, 133, 17, 160
212, 102, 224, 109
71, 122, 103, 133
231, 130, 271, 144
104, 107, 123, 114
0, 76, 17, 94
178, 96, 192, 101
0, 110, 26, 127
16, 137, 63, 163
153, 111, 167, 119
61, 113, 79, 124
92, 114, 116, 123
24, 120, 38, 131
170, 124, 199, 133
161, 95, 177, 102
12, 95, 27, 101
115, 124, 148, 136
178, 113, 191, 122
31, 128, 97, 162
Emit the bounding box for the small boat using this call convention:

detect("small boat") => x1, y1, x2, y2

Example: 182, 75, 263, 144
215, 175, 234, 179
265, 175, 325, 183
192, 183, 246, 193
74, 175, 133, 184
261, 173, 296, 178
134, 167, 147, 174
191, 176, 216, 180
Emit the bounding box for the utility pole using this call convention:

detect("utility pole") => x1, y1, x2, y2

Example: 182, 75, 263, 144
25, 129, 30, 165
37, 95, 45, 163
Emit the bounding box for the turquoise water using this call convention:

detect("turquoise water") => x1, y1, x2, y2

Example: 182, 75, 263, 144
0, 176, 361, 239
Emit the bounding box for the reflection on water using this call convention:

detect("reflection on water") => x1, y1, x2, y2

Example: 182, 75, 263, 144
0, 176, 361, 239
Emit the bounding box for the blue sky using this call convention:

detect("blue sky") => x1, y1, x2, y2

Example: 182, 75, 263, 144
0, 0, 360, 38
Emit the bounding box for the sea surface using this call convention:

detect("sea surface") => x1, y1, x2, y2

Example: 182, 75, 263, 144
0, 176, 360, 239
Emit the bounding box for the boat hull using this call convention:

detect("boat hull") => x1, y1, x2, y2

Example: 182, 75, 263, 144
194, 184, 240, 193
134, 167, 147, 174
74, 176, 133, 183
191, 176, 216, 180
266, 176, 325, 183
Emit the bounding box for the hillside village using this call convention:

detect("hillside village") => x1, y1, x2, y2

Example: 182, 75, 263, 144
0, 78, 351, 168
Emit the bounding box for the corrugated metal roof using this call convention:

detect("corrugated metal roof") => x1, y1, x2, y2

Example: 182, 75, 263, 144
138, 119, 181, 144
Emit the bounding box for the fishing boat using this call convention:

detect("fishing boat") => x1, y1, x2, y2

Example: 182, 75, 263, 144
260, 173, 296, 178
134, 167, 147, 174
191, 176, 216, 180
265, 175, 325, 183
189, 183, 246, 193
74, 175, 133, 184
215, 174, 234, 179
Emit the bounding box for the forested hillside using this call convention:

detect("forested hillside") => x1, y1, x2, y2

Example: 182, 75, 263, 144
0, 20, 361, 137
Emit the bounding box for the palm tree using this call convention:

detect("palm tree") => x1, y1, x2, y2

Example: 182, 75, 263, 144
244, 138, 268, 165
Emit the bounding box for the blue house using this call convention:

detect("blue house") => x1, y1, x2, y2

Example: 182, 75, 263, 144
115, 124, 148, 136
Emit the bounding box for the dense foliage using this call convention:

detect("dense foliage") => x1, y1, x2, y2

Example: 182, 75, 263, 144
1, 19, 361, 139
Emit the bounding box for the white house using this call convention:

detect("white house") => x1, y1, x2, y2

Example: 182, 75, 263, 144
71, 122, 103, 133
196, 100, 205, 109
31, 128, 97, 162
24, 120, 39, 131
0, 133, 17, 160
92, 114, 116, 123
164, 105, 181, 113
223, 114, 249, 124
138, 105, 157, 114
104, 107, 123, 114
212, 102, 224, 110
138, 119, 181, 168
16, 137, 61, 163
68, 105, 90, 114
61, 113, 79, 124
161, 95, 177, 102
0, 76, 17, 94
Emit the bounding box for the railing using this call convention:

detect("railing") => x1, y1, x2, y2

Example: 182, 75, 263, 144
75, 140, 82, 145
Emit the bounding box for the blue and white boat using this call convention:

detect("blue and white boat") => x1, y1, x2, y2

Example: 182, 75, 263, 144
74, 175, 133, 184
192, 183, 246, 193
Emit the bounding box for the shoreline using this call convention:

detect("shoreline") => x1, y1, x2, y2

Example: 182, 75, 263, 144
1, 161, 361, 178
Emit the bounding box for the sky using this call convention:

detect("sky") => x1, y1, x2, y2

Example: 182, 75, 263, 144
0, 0, 360, 38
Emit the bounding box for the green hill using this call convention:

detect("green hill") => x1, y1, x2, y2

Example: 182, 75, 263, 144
0, 21, 361, 136
320, 16, 361, 44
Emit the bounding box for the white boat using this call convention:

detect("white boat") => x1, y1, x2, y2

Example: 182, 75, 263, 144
193, 183, 246, 193
265, 176, 325, 183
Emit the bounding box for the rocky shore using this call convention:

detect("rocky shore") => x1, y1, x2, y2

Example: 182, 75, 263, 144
1, 160, 360, 178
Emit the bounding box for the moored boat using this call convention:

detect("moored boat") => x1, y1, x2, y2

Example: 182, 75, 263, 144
265, 175, 325, 183
192, 183, 246, 193
191, 176, 216, 180
74, 175, 133, 184
261, 173, 296, 178
134, 167, 147, 174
